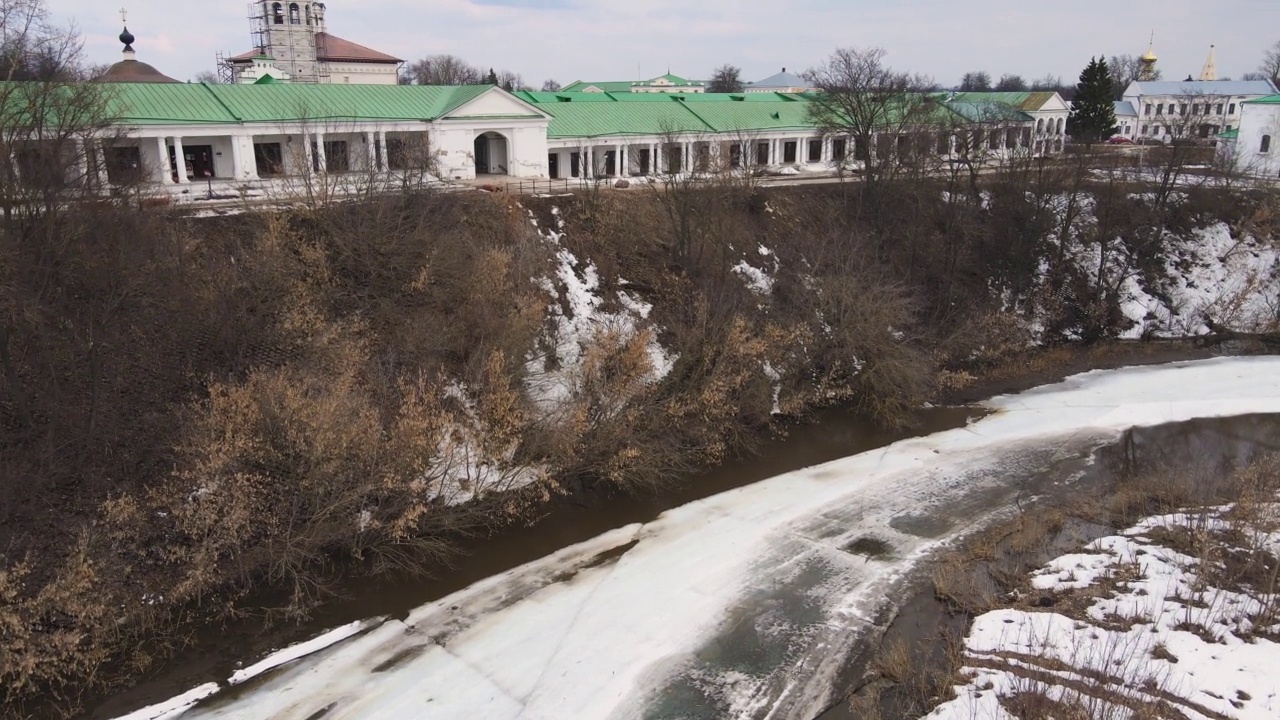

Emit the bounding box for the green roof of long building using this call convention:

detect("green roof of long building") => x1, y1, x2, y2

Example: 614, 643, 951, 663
104, 83, 516, 126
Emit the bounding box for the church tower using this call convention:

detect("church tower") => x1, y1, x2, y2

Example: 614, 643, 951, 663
1138, 32, 1159, 82
1198, 45, 1217, 81
252, 1, 326, 82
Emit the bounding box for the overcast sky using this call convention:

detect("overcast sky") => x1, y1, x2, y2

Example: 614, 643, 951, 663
49, 0, 1279, 88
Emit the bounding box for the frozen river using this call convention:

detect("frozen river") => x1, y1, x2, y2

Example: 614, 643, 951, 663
116, 357, 1280, 720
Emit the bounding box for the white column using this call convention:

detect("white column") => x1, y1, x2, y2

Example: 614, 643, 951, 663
243, 136, 259, 179
314, 132, 327, 173
619, 145, 628, 177
302, 134, 314, 175
155, 137, 169, 183
378, 131, 388, 171
682, 143, 690, 174
364, 131, 376, 172
652, 143, 659, 174
74, 139, 90, 186
96, 140, 111, 187
585, 145, 593, 178
173, 136, 189, 184
822, 137, 832, 162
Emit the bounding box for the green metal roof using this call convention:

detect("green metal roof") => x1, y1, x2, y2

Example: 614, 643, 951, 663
947, 91, 1057, 112
560, 80, 637, 93
1218, 128, 1239, 139
686, 100, 815, 132
107, 83, 517, 126
1243, 94, 1280, 104
545, 102, 714, 138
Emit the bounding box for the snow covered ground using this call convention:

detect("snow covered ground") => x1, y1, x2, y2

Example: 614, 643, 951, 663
113, 357, 1280, 720
930, 505, 1280, 720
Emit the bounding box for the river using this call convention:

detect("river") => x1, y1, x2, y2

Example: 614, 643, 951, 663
104, 357, 1280, 720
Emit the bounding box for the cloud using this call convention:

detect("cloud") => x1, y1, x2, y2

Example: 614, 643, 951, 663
46, 0, 1276, 87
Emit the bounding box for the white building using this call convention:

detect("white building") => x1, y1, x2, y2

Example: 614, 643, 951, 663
223, 1, 402, 85
561, 74, 706, 94
1222, 96, 1280, 179
746, 69, 818, 94
1123, 79, 1279, 141
1114, 101, 1139, 140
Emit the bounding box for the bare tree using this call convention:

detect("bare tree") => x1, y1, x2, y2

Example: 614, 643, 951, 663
994, 73, 1027, 91
192, 69, 220, 84
959, 71, 991, 91
405, 54, 483, 85
540, 78, 561, 92
1030, 73, 1064, 92
0, 0, 117, 224
495, 70, 526, 92
1108, 54, 1161, 99
708, 64, 744, 93
1259, 40, 1280, 86
804, 46, 937, 189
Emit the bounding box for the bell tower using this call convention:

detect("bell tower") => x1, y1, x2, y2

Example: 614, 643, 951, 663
250, 1, 325, 82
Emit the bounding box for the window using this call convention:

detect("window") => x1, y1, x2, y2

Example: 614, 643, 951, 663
1216, 103, 1224, 115
808, 139, 822, 162
1144, 104, 1153, 116
936, 132, 950, 155
272, 2, 285, 24
1229, 103, 1236, 114
1179, 103, 1187, 115
1036, 118, 1044, 133
832, 138, 846, 161
1263, 135, 1273, 154
305, 4, 312, 24
289, 3, 300, 24
729, 144, 742, 168
1057, 118, 1064, 135
1141, 124, 1148, 135
1156, 103, 1164, 115
989, 129, 1001, 150
783, 141, 797, 163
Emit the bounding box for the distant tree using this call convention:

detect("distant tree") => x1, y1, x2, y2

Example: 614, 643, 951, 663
193, 70, 220, 84
1259, 40, 1280, 85
405, 54, 483, 85
540, 78, 561, 92
707, 64, 744, 93
1243, 71, 1270, 82
994, 73, 1027, 91
1029, 73, 1063, 91
1068, 57, 1118, 144
485, 67, 498, 86
1108, 54, 1161, 100
495, 70, 525, 92
959, 71, 991, 91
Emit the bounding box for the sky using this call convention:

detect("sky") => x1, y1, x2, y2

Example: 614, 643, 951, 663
48, 0, 1279, 88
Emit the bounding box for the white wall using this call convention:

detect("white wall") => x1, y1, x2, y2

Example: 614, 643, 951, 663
1235, 103, 1280, 178
324, 61, 399, 85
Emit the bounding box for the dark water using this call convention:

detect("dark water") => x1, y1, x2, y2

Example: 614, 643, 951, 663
90, 404, 979, 720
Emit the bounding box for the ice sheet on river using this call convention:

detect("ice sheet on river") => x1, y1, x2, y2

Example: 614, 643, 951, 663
123, 357, 1280, 720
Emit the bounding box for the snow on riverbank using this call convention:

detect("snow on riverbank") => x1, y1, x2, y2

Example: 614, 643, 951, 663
1119, 222, 1280, 338
114, 358, 1280, 720
929, 503, 1280, 720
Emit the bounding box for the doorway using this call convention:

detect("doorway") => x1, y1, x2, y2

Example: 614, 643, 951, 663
474, 132, 509, 175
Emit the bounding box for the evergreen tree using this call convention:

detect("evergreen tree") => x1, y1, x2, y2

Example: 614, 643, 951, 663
1067, 57, 1117, 144
486, 68, 498, 85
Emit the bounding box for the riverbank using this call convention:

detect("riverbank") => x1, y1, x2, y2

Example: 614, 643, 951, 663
5, 178, 1274, 718
86, 339, 1213, 720
826, 415, 1280, 720
102, 357, 1280, 720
